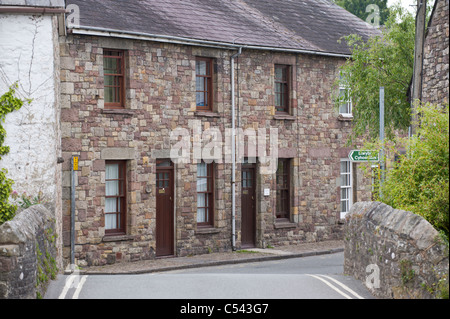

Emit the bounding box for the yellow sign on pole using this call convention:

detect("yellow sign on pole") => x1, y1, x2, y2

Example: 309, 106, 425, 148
73, 156, 79, 171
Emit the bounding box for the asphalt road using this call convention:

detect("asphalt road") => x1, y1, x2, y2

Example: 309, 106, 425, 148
45, 252, 375, 300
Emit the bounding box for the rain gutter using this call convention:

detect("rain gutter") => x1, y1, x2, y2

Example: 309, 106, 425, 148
230, 47, 242, 251
68, 26, 351, 58
0, 6, 66, 14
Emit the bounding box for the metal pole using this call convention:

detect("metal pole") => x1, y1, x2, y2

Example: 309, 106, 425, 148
230, 47, 242, 251
379, 87, 385, 198
70, 156, 76, 270
411, 0, 426, 135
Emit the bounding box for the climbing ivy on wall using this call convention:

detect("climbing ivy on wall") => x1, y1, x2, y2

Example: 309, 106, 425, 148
0, 82, 30, 224
36, 225, 58, 299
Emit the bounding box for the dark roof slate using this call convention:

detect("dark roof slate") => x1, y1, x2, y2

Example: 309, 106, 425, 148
67, 0, 380, 55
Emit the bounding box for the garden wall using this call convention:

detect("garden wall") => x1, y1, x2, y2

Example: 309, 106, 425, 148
344, 201, 448, 299
0, 205, 58, 299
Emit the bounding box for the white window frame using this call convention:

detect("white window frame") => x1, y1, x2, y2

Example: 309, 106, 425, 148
340, 159, 352, 219
338, 73, 352, 117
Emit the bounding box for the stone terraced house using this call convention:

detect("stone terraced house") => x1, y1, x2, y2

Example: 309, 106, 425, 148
60, 0, 379, 267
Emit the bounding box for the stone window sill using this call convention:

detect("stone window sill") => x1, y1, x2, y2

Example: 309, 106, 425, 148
102, 234, 134, 242
338, 114, 353, 121
274, 221, 297, 229
101, 108, 134, 116
194, 111, 221, 118
273, 114, 295, 121
195, 227, 220, 235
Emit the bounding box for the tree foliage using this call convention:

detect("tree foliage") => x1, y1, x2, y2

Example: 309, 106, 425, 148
334, 4, 415, 143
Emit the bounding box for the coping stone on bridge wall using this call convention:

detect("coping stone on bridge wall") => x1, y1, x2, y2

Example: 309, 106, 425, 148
0, 205, 56, 299
344, 201, 449, 299
0, 205, 52, 244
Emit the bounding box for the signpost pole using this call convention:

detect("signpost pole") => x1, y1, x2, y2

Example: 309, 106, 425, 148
71, 156, 78, 271
379, 87, 385, 197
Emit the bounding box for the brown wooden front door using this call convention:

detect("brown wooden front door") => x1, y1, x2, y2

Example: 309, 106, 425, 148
156, 160, 174, 257
241, 164, 256, 248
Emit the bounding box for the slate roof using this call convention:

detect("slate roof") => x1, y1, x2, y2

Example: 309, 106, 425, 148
66, 0, 380, 56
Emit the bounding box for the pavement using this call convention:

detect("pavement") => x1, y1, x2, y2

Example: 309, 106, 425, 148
77, 240, 344, 275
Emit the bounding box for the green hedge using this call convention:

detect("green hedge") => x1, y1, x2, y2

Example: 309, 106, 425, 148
375, 103, 449, 240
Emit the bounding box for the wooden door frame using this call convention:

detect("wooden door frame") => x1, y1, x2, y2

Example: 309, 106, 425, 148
241, 162, 257, 248
155, 159, 175, 257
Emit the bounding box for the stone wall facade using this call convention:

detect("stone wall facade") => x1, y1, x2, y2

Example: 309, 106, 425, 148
0, 205, 58, 299
344, 201, 449, 299
422, 0, 449, 105
59, 33, 372, 267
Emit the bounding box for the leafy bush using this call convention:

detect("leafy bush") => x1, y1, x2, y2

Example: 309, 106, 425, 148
367, 103, 449, 239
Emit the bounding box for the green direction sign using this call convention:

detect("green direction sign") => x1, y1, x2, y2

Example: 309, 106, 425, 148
348, 150, 379, 162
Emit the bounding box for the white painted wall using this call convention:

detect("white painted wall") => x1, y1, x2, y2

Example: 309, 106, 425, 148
0, 9, 63, 269
0, 13, 60, 210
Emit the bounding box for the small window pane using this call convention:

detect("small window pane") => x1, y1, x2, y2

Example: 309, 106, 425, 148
106, 164, 119, 179
196, 77, 204, 91
104, 75, 115, 86
105, 197, 117, 213
106, 181, 119, 196
105, 213, 116, 229
103, 57, 117, 73
275, 66, 285, 80
197, 193, 206, 207
197, 178, 207, 192
341, 174, 349, 187
196, 60, 206, 75
196, 92, 205, 106
339, 87, 352, 114
197, 162, 207, 176
197, 208, 206, 222
341, 188, 348, 200
341, 201, 347, 213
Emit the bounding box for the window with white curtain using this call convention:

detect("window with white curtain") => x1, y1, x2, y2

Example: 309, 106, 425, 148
340, 159, 352, 219
105, 161, 126, 234
197, 161, 214, 226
